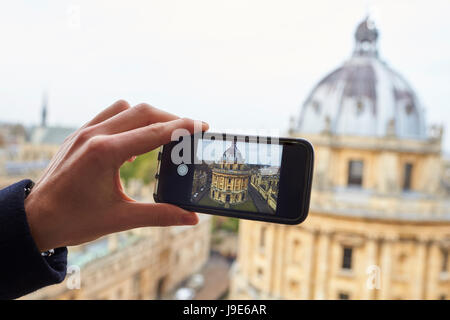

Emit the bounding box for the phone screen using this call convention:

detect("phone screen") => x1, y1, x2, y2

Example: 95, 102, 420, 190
156, 133, 314, 225
190, 138, 283, 215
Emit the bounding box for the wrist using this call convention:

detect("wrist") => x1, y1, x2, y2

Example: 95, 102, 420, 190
24, 190, 57, 252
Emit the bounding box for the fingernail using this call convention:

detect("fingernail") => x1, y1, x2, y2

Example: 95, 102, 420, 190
182, 213, 198, 225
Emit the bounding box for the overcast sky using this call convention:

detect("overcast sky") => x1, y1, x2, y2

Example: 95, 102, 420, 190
1, 0, 449, 151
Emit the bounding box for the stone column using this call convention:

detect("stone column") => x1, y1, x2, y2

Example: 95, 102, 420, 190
304, 228, 318, 299
377, 152, 399, 195
314, 230, 331, 299
379, 235, 395, 299
425, 240, 441, 299
419, 155, 441, 194
413, 237, 429, 299
270, 224, 285, 299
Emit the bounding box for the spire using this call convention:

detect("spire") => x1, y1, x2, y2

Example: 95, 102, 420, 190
41, 92, 48, 128
353, 16, 379, 57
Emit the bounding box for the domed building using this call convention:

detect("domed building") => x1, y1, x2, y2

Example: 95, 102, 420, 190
231, 17, 450, 300
210, 141, 250, 207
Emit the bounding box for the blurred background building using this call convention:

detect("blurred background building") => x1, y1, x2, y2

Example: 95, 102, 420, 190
231, 17, 450, 300
0, 93, 75, 186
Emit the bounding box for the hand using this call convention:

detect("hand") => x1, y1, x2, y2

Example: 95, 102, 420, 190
24, 100, 208, 252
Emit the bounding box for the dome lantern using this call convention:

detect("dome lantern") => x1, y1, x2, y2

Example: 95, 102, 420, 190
354, 16, 379, 57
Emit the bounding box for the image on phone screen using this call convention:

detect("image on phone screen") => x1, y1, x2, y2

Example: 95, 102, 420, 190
190, 138, 282, 215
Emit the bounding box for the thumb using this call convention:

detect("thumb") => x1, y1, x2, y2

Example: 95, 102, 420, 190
116, 202, 199, 229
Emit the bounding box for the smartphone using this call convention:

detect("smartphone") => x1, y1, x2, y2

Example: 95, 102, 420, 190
153, 132, 314, 225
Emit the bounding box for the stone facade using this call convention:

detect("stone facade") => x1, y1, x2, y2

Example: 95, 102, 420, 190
22, 217, 211, 300
210, 165, 250, 205
250, 169, 279, 211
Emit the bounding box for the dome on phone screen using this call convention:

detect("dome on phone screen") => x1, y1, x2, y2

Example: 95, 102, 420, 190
296, 17, 427, 140
222, 141, 244, 163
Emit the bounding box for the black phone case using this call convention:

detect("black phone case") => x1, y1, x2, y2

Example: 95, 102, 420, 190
153, 135, 314, 225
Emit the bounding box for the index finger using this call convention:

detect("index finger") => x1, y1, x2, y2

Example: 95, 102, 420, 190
111, 118, 209, 162
92, 103, 181, 136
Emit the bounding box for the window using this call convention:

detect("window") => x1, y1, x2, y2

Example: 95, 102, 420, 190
347, 160, 363, 186
341, 246, 353, 270
403, 163, 413, 191
338, 292, 350, 300
441, 248, 449, 273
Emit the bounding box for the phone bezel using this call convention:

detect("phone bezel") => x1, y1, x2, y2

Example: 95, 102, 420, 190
154, 132, 314, 225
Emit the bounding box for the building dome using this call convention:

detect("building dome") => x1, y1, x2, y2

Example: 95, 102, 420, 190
222, 141, 244, 163
296, 17, 427, 140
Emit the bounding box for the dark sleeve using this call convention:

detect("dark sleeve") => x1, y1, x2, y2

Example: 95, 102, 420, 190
0, 180, 68, 300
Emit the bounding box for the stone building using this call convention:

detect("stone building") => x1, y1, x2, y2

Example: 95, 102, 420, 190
230, 17, 450, 300
192, 169, 208, 195
250, 167, 279, 212
210, 141, 250, 206
22, 215, 211, 300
